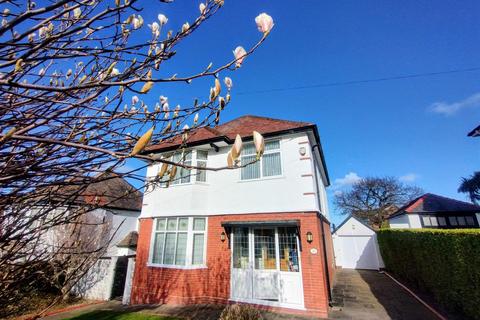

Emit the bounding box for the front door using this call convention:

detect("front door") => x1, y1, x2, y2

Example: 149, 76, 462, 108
230, 226, 304, 308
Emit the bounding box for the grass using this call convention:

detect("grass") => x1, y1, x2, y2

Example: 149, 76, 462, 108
65, 310, 181, 320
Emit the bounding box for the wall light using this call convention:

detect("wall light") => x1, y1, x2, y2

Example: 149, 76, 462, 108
220, 231, 226, 242
306, 231, 313, 243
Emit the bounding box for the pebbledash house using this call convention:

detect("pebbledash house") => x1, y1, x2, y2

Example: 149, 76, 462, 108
129, 115, 335, 318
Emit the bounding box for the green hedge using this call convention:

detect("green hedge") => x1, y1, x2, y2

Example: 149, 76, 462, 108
377, 229, 480, 319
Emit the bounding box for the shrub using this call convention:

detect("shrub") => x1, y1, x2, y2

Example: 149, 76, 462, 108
377, 229, 480, 319
219, 304, 263, 320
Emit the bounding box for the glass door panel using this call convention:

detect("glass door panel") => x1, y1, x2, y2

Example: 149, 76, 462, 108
278, 227, 300, 272
254, 228, 277, 270
253, 228, 279, 301
231, 227, 252, 299
232, 227, 250, 269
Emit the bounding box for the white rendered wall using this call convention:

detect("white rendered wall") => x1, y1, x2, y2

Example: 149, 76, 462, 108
122, 257, 136, 305
76, 208, 139, 301
333, 217, 384, 269
389, 215, 410, 229
75, 257, 115, 300
334, 217, 375, 237
141, 132, 329, 218
389, 213, 422, 229
105, 208, 140, 257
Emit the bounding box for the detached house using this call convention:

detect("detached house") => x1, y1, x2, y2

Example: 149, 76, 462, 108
130, 115, 334, 318
37, 173, 143, 301
388, 193, 480, 229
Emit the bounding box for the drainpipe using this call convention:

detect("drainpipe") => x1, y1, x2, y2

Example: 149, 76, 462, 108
312, 144, 332, 303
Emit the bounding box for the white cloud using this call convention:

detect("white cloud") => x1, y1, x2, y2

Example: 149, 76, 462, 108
430, 92, 480, 116
334, 190, 343, 196
399, 173, 418, 182
333, 172, 362, 188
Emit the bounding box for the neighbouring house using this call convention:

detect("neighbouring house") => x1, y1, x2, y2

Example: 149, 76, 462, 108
332, 215, 384, 270
467, 124, 480, 137
388, 193, 480, 229
130, 115, 334, 318
39, 173, 143, 301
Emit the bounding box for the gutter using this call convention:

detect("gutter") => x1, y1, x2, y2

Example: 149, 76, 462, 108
311, 143, 332, 303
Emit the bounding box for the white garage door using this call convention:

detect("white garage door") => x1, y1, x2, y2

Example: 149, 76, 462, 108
339, 235, 380, 270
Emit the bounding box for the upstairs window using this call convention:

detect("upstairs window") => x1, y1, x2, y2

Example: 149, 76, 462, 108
171, 151, 192, 185
196, 150, 208, 182
153, 150, 207, 187
241, 140, 282, 180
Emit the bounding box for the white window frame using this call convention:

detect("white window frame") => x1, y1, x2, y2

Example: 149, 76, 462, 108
148, 216, 208, 269
239, 139, 283, 181
170, 151, 193, 186
151, 150, 208, 188
195, 150, 208, 183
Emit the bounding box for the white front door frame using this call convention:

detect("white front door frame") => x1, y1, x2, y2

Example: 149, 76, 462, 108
230, 226, 305, 310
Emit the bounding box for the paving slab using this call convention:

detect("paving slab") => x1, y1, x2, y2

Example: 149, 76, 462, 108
329, 269, 438, 320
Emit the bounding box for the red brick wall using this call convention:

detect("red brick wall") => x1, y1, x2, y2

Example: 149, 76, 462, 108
130, 212, 330, 318
322, 219, 335, 287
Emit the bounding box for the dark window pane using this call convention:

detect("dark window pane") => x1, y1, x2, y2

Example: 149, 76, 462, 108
152, 233, 165, 264
254, 228, 276, 270
241, 155, 260, 180
163, 233, 176, 264
167, 218, 177, 230
437, 217, 446, 226
278, 227, 299, 272
193, 218, 205, 231
466, 216, 475, 226
449, 216, 458, 226
192, 234, 205, 265
262, 152, 282, 177
458, 216, 466, 226
233, 228, 249, 269
175, 233, 187, 266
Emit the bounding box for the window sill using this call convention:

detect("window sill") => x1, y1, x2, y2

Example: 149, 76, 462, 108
237, 175, 285, 183
147, 263, 208, 270
167, 181, 209, 187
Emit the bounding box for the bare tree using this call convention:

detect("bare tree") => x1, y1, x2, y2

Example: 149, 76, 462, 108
0, 0, 273, 317
334, 176, 423, 228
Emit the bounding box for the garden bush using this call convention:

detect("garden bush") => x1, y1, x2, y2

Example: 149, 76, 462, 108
377, 229, 480, 319
219, 304, 263, 320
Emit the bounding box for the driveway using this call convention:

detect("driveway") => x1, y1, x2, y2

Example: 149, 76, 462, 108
329, 269, 438, 320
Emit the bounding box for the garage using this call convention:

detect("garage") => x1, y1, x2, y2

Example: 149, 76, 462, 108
332, 216, 384, 270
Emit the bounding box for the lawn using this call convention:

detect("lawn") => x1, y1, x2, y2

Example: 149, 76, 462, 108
65, 310, 181, 320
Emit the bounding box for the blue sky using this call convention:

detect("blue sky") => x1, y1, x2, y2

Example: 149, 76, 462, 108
129, 1, 480, 225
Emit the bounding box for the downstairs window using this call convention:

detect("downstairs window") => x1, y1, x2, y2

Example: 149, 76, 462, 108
150, 217, 207, 267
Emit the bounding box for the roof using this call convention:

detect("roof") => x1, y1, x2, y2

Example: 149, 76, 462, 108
468, 124, 480, 137
388, 193, 480, 219
117, 231, 138, 248
146, 115, 313, 153
54, 172, 143, 211
333, 215, 376, 234
145, 115, 330, 185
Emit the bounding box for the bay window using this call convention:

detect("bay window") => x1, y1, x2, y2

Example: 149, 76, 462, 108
241, 140, 282, 180
171, 152, 192, 185
151, 217, 207, 267
155, 150, 207, 187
